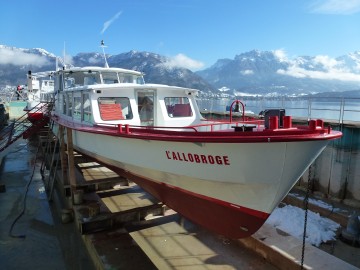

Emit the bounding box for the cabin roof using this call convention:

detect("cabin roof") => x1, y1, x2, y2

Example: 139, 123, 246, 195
58, 66, 143, 76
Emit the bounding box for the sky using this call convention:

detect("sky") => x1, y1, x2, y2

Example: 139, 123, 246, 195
1, 0, 360, 70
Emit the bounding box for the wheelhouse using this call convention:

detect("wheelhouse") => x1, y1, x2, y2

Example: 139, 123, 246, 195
53, 66, 202, 127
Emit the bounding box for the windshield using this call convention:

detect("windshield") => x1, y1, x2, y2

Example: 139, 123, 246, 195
64, 71, 101, 89
63, 70, 144, 88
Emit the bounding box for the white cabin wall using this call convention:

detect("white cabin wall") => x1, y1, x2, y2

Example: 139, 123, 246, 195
155, 88, 201, 127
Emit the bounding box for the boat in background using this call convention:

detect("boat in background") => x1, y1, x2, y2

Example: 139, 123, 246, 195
24, 70, 54, 122
44, 56, 342, 238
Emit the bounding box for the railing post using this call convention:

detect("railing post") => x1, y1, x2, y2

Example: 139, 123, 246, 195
340, 98, 345, 127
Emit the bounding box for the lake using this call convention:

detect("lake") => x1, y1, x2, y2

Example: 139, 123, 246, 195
196, 97, 360, 123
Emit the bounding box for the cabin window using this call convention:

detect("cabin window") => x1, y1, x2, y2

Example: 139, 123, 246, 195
125, 75, 133, 83
98, 97, 133, 121
67, 92, 73, 117
136, 76, 145, 85
164, 97, 193, 117
55, 73, 63, 92
83, 93, 92, 122
41, 92, 53, 103
138, 93, 154, 126
73, 96, 82, 120
64, 71, 100, 88
101, 72, 119, 84
61, 93, 66, 114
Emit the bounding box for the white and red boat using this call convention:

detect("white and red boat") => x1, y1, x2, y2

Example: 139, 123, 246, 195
46, 64, 342, 238
24, 70, 54, 122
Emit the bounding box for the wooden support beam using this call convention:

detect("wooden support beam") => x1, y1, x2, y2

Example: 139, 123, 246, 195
66, 127, 76, 192
59, 125, 69, 186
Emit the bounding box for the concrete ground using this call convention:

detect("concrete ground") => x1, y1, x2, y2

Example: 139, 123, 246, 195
0, 138, 94, 270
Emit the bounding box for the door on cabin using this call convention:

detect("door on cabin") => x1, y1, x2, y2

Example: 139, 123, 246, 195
137, 90, 155, 126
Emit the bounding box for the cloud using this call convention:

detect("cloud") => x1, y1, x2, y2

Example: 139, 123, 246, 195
273, 49, 288, 62
277, 56, 360, 82
101, 11, 122, 34
313, 55, 339, 69
163, 54, 204, 70
309, 0, 360, 14
0, 47, 49, 66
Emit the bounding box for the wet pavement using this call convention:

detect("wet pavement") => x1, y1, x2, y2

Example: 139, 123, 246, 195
0, 138, 94, 270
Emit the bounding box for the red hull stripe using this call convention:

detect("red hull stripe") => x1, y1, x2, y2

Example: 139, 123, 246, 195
130, 174, 270, 239
28, 112, 44, 123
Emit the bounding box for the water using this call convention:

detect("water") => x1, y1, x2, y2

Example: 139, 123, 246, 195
197, 97, 360, 123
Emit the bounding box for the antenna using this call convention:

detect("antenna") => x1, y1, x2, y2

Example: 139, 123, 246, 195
101, 40, 109, 68
63, 41, 66, 68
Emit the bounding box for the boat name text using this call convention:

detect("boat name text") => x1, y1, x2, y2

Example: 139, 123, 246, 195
165, 151, 230, 165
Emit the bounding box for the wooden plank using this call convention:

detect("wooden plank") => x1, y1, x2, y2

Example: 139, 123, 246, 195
83, 229, 157, 270
59, 125, 69, 186
130, 221, 219, 270
78, 162, 121, 182
73, 185, 164, 234
66, 127, 76, 191
100, 186, 158, 213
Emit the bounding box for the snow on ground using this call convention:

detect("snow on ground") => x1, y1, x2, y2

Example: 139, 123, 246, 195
266, 205, 340, 247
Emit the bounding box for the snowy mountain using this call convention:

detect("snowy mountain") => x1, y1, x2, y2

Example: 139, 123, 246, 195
196, 50, 360, 95
1, 45, 360, 97
0, 45, 56, 86
0, 45, 214, 92
107, 51, 214, 92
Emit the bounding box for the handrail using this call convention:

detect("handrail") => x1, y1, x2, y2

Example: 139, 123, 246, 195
107, 118, 263, 134
0, 101, 53, 152
197, 96, 360, 125
248, 96, 359, 125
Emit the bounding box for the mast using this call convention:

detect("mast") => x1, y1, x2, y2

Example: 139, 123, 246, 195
63, 41, 66, 68
101, 40, 109, 68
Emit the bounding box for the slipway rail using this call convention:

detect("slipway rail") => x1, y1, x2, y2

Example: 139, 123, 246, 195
0, 102, 53, 153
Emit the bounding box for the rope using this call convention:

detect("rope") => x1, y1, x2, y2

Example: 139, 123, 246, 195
8, 140, 41, 238
301, 164, 312, 269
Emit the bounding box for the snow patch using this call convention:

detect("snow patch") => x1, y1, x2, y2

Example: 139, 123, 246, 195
266, 205, 340, 247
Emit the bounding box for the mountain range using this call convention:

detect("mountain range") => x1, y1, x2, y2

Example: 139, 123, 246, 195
197, 50, 360, 96
1, 45, 360, 97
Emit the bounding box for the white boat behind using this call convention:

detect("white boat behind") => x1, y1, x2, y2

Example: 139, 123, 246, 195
24, 70, 54, 122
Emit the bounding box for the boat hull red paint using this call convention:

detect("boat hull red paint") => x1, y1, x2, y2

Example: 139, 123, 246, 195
27, 112, 44, 123
111, 167, 269, 239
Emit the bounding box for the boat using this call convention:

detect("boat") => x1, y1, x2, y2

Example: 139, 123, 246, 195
41, 60, 342, 238
24, 70, 54, 122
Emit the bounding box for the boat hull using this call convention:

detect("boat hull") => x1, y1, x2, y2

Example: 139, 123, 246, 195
118, 171, 269, 238
27, 112, 44, 123
54, 125, 334, 238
